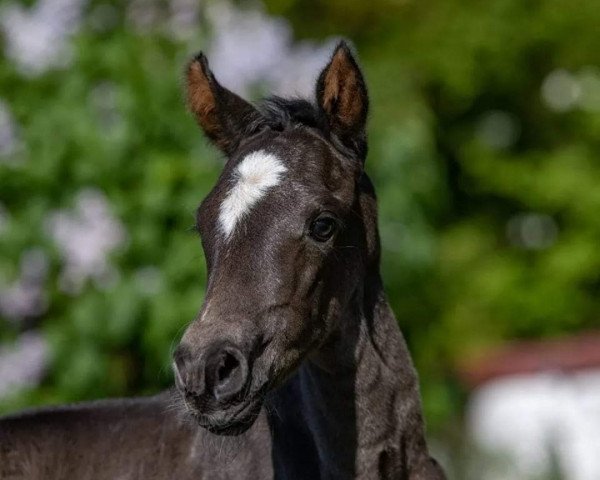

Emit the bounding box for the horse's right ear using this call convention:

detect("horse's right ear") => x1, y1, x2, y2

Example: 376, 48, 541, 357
186, 53, 264, 156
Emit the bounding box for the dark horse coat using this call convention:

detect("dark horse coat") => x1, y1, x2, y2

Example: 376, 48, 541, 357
0, 42, 445, 480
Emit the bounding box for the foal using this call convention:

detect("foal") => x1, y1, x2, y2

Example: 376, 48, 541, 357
0, 42, 445, 480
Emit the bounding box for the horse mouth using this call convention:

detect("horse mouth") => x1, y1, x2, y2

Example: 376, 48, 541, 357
189, 396, 263, 436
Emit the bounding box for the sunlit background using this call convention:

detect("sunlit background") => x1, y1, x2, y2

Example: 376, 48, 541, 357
1, 1, 599, 478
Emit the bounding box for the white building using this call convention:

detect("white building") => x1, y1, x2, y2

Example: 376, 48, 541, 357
463, 333, 600, 480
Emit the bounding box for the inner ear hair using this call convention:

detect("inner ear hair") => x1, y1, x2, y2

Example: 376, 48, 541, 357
317, 41, 369, 136
186, 54, 227, 151
186, 52, 264, 156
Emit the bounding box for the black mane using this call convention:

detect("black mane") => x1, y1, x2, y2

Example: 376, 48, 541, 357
255, 96, 367, 160
258, 96, 327, 132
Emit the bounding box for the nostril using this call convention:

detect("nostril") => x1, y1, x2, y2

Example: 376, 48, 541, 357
216, 352, 240, 384
206, 347, 248, 402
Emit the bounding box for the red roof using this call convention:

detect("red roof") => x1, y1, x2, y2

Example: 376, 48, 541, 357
458, 331, 600, 388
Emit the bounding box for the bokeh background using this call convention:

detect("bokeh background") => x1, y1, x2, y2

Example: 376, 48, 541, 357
1, 0, 599, 478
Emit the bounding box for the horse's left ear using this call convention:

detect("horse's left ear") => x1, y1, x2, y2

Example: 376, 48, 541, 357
316, 41, 369, 160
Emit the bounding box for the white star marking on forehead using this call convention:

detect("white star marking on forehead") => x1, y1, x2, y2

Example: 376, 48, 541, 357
219, 151, 287, 239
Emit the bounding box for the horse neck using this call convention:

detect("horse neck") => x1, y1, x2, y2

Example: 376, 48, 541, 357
267, 273, 432, 479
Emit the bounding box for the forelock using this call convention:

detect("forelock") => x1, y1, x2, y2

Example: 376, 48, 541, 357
257, 97, 326, 132
255, 96, 365, 160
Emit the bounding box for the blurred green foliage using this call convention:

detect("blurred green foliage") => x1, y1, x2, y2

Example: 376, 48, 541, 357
267, 0, 600, 426
0, 18, 216, 407
1, 0, 599, 444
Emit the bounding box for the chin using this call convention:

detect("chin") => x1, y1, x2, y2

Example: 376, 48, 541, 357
204, 420, 254, 436
189, 398, 264, 437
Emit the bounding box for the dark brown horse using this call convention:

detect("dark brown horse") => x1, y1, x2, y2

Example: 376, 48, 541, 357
0, 42, 445, 480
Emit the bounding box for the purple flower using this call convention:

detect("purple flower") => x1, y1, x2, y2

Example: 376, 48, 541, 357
45, 188, 127, 294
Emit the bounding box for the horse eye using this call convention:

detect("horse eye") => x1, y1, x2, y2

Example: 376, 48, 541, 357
309, 216, 337, 242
